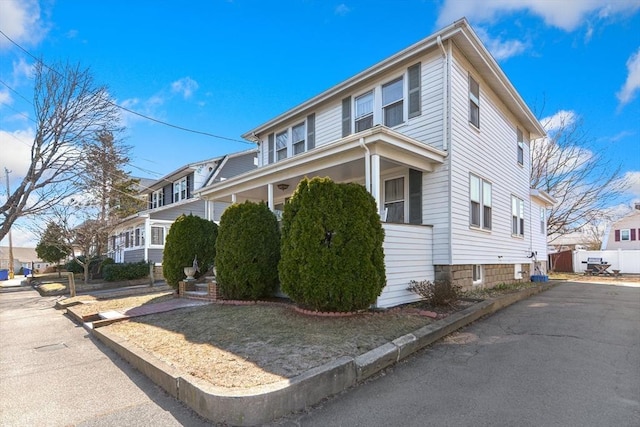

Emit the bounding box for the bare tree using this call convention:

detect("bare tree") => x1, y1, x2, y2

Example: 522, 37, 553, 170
79, 129, 144, 256
0, 61, 120, 241
531, 114, 627, 240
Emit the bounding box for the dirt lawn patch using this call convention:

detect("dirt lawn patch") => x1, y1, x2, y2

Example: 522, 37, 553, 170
105, 303, 438, 389
68, 292, 174, 317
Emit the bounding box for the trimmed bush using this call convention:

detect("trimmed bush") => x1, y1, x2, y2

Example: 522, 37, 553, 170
103, 261, 149, 282
163, 214, 218, 288
407, 279, 461, 307
279, 177, 386, 312
216, 201, 280, 300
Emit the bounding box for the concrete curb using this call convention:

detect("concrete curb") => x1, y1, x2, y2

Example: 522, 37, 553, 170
91, 282, 556, 426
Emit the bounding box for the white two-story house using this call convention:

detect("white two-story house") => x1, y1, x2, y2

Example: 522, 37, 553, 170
198, 18, 553, 307
108, 149, 257, 265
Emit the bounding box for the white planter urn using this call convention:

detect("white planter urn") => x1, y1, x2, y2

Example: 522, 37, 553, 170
183, 266, 196, 280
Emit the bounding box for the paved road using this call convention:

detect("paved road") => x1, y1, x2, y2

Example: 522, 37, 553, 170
0, 285, 211, 427
274, 281, 640, 426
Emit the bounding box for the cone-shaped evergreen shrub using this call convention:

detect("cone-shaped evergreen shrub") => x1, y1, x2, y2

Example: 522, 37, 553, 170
280, 177, 386, 312
216, 201, 280, 300
162, 214, 218, 288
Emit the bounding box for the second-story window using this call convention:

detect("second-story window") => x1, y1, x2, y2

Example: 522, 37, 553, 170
355, 91, 374, 132
469, 74, 480, 128
517, 128, 524, 166
151, 189, 163, 209
382, 77, 404, 127
292, 123, 305, 155
276, 131, 288, 161
173, 177, 187, 202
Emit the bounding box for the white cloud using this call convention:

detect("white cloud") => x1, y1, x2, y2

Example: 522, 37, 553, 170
0, 90, 11, 104
171, 77, 199, 99
0, 128, 35, 187
540, 109, 577, 132
437, 0, 640, 31
617, 47, 640, 107
474, 27, 528, 61
622, 170, 640, 198
0, 0, 47, 49
335, 4, 351, 16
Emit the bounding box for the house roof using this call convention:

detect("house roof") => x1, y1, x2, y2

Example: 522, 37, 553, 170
241, 17, 545, 141
0, 246, 43, 263
530, 189, 556, 206
144, 148, 258, 192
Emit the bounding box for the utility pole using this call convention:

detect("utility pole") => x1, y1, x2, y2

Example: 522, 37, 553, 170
4, 168, 14, 279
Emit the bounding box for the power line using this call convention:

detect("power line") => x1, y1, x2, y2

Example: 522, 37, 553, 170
0, 29, 253, 145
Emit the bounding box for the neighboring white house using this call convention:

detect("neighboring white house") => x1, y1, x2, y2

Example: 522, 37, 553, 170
198, 18, 551, 308
0, 246, 51, 274
601, 203, 640, 250
108, 149, 258, 265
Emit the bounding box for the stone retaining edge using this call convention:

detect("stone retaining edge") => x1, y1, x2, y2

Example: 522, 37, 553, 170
91, 283, 555, 426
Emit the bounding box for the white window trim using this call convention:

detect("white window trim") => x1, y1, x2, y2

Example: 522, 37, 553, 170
151, 189, 163, 209
512, 195, 525, 237
352, 70, 411, 133
150, 226, 166, 246
469, 74, 480, 129
173, 177, 187, 203
470, 174, 492, 231
472, 265, 483, 285
540, 207, 546, 234
620, 229, 631, 241
382, 173, 408, 223
517, 128, 525, 166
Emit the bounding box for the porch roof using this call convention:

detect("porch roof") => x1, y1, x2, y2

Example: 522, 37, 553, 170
196, 125, 447, 202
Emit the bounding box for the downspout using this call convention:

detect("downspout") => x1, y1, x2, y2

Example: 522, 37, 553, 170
437, 35, 448, 151
359, 137, 371, 192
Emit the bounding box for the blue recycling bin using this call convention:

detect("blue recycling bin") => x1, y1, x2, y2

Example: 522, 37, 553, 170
23, 268, 31, 276
0, 269, 8, 281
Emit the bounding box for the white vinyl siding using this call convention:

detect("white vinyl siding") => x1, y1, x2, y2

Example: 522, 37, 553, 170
377, 223, 433, 308
448, 46, 531, 266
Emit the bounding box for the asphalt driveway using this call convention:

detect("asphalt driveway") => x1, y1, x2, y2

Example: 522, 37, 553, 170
275, 281, 640, 426
0, 285, 210, 427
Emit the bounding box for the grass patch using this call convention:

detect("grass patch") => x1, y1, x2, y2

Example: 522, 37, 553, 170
463, 281, 541, 299
68, 292, 174, 317
106, 303, 434, 388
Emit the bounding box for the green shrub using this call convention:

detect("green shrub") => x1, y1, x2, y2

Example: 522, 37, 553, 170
407, 279, 461, 306
64, 256, 102, 275
162, 214, 218, 288
216, 201, 280, 300
279, 177, 386, 312
103, 261, 150, 282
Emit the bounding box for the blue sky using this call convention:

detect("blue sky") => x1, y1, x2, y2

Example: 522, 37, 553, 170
1, 0, 639, 246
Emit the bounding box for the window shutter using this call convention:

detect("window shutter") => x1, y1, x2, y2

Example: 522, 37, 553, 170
307, 113, 315, 150
408, 63, 421, 118
186, 173, 193, 199
409, 169, 422, 224
342, 96, 351, 137
148, 193, 153, 210
631, 229, 637, 241
268, 133, 275, 164
164, 184, 172, 204
615, 229, 620, 241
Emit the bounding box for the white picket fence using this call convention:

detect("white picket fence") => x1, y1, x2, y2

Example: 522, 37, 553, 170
573, 250, 640, 274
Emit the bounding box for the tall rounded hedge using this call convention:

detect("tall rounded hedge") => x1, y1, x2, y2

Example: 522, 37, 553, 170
163, 214, 218, 288
216, 201, 280, 300
279, 177, 386, 312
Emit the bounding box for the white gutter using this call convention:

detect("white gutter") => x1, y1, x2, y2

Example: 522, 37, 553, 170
359, 137, 371, 192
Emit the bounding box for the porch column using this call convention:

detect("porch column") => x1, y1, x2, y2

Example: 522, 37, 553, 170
231, 193, 237, 204
267, 183, 274, 211
144, 217, 150, 262
371, 154, 382, 217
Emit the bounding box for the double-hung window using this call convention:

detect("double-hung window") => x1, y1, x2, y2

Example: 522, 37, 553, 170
276, 131, 288, 161
470, 174, 492, 230
517, 128, 524, 166
621, 229, 631, 241
173, 177, 187, 202
355, 91, 374, 132
384, 177, 405, 223
151, 190, 163, 209
469, 74, 480, 128
512, 196, 525, 236
151, 226, 164, 245
382, 77, 403, 127
540, 207, 545, 234
292, 123, 305, 155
